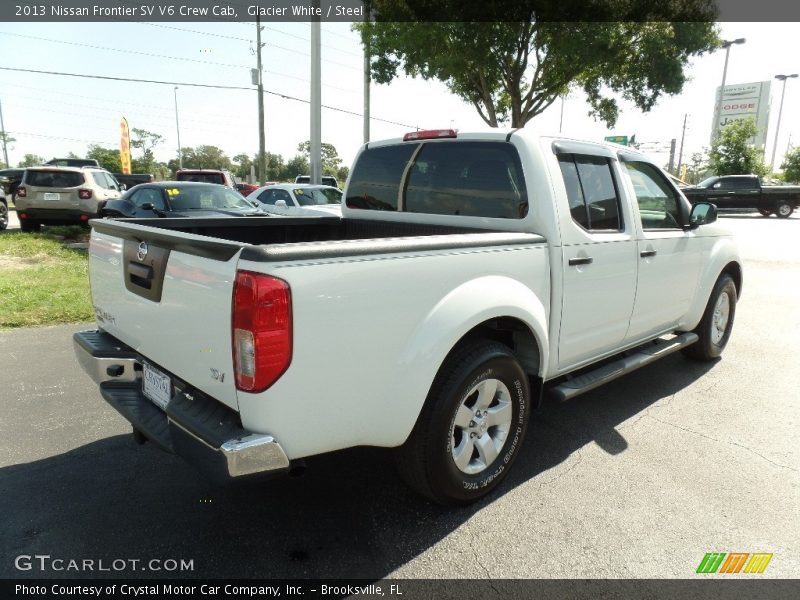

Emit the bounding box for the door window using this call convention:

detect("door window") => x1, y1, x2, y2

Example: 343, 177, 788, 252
624, 161, 682, 230
129, 188, 165, 210
557, 155, 623, 231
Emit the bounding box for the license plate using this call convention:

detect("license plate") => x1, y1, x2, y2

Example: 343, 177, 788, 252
142, 363, 172, 410
43, 192, 60, 201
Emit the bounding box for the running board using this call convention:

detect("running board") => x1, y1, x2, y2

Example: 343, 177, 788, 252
549, 332, 699, 402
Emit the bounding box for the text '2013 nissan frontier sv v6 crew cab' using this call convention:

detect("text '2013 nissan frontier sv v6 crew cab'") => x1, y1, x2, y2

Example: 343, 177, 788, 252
74, 129, 741, 505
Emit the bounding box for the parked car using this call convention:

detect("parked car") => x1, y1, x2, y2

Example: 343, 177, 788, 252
44, 158, 100, 168
74, 128, 740, 505
0, 168, 25, 202
0, 187, 8, 230
248, 183, 342, 216
295, 174, 339, 188
101, 181, 269, 219
15, 166, 122, 231
681, 174, 800, 218
175, 169, 236, 188
234, 182, 259, 196
113, 173, 155, 190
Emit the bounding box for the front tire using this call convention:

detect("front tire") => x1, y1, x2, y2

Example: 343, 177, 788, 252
682, 274, 737, 361
775, 201, 793, 219
395, 341, 531, 505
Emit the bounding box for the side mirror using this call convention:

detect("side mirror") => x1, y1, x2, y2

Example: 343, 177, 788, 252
689, 202, 717, 229
141, 202, 155, 211
119, 184, 127, 191
275, 199, 288, 208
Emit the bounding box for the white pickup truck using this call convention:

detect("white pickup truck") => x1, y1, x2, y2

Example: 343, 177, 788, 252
74, 129, 741, 505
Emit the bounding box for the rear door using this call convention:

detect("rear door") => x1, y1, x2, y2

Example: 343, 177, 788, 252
555, 152, 639, 369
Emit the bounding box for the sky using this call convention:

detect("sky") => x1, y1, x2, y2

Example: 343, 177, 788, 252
0, 20, 798, 175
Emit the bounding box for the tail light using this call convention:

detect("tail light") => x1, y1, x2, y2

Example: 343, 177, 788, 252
403, 129, 457, 141
18, 212, 27, 219
16, 186, 26, 198
232, 271, 292, 392
78, 189, 93, 200
79, 214, 90, 221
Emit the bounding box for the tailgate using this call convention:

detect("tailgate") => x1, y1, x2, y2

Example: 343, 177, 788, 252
88, 220, 245, 411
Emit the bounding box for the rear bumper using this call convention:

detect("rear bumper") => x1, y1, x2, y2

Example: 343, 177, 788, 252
73, 329, 290, 481
18, 207, 99, 224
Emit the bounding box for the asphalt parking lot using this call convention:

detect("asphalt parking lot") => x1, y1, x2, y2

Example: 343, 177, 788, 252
1, 212, 798, 581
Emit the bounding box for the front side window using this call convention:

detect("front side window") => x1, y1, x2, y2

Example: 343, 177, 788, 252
624, 161, 682, 229
557, 155, 622, 231
130, 188, 165, 210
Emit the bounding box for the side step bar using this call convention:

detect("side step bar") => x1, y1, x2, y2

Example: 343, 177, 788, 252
549, 332, 699, 402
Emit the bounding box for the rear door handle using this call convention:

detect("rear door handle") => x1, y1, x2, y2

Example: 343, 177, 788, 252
640, 250, 657, 258
568, 257, 593, 266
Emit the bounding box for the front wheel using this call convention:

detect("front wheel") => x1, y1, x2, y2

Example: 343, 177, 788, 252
0, 201, 7, 230
775, 201, 793, 219
395, 341, 531, 505
682, 274, 737, 361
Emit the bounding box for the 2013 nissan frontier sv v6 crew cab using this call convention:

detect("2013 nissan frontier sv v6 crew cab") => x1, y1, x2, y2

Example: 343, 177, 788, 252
74, 129, 741, 505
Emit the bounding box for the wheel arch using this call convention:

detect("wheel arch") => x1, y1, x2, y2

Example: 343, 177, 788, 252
682, 238, 742, 331
389, 275, 549, 447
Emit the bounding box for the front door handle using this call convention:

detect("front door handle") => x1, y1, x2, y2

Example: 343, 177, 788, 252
640, 250, 657, 258
568, 256, 594, 266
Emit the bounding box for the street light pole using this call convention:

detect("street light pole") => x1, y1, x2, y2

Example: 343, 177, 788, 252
173, 86, 182, 170
769, 73, 798, 171
713, 38, 746, 141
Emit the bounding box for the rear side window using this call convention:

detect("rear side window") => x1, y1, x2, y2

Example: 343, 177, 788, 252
557, 155, 622, 231
347, 141, 527, 219
25, 170, 85, 188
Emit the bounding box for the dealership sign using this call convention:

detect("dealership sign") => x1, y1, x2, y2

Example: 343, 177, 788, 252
711, 81, 772, 147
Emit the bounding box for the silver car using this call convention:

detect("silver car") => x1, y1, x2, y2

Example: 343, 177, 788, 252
15, 166, 122, 231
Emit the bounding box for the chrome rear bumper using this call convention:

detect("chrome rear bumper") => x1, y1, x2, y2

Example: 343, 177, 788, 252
73, 329, 290, 481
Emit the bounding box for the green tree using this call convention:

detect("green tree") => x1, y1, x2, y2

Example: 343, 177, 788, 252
356, 3, 718, 127
168, 146, 233, 173
130, 128, 163, 173
297, 141, 343, 176
708, 118, 768, 177
780, 147, 800, 183
86, 145, 122, 172
17, 153, 45, 168
232, 153, 254, 180
283, 154, 310, 181
686, 152, 708, 185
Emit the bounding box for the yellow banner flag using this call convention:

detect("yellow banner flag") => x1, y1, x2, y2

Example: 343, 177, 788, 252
120, 117, 132, 175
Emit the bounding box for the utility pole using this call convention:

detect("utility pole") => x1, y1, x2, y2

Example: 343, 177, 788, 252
668, 138, 677, 174
310, 17, 322, 185
363, 30, 370, 144
769, 73, 798, 171
255, 16, 267, 185
173, 87, 182, 170
0, 98, 9, 167
677, 114, 688, 177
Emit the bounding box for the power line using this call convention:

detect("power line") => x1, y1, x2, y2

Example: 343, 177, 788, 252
0, 66, 420, 129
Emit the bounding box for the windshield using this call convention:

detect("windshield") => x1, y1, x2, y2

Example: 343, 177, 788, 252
166, 186, 254, 211
697, 177, 718, 189
293, 187, 342, 206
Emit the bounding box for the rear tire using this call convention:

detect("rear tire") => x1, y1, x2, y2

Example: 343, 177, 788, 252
20, 220, 41, 233
775, 201, 793, 219
395, 340, 531, 505
682, 274, 737, 361
0, 201, 7, 230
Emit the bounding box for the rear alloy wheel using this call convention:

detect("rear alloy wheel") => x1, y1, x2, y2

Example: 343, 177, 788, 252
395, 340, 531, 505
775, 201, 793, 219
758, 208, 772, 217
0, 201, 7, 230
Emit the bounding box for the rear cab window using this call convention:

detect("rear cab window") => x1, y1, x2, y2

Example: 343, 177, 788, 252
176, 172, 224, 185
346, 141, 528, 219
